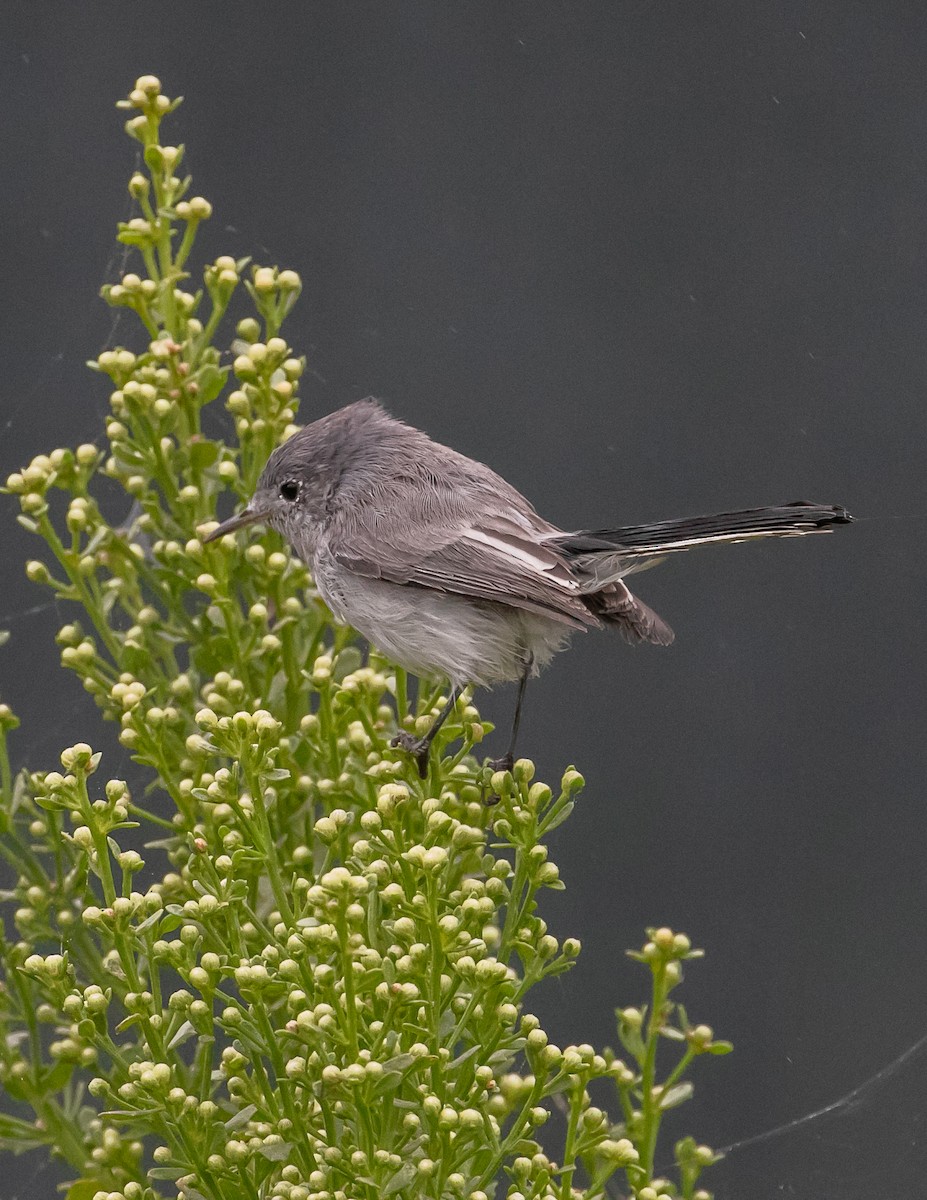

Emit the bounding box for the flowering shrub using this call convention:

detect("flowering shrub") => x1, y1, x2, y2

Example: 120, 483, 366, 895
0, 78, 728, 1200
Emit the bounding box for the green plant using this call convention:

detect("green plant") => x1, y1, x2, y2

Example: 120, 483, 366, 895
0, 76, 729, 1200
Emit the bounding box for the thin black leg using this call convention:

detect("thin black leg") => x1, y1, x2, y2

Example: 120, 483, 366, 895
489, 652, 533, 773
391, 686, 463, 778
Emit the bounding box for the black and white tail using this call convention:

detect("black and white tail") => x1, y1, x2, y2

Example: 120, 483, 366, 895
554, 502, 852, 558
553, 501, 852, 649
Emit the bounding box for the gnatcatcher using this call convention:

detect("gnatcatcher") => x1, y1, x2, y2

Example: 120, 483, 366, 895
206, 399, 851, 776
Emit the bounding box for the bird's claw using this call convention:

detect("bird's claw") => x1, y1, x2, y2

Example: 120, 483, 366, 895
390, 731, 430, 779
482, 753, 514, 805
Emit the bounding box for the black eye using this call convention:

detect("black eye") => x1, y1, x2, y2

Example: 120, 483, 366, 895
279, 480, 299, 502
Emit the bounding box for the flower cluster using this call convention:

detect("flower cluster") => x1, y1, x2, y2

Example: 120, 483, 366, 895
0, 78, 727, 1200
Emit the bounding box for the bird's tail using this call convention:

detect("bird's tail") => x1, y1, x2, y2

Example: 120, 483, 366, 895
553, 501, 853, 559
557, 501, 851, 647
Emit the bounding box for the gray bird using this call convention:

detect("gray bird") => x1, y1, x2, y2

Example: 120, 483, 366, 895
206, 400, 851, 777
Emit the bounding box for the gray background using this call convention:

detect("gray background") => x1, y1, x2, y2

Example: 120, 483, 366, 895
1, 3, 925, 1197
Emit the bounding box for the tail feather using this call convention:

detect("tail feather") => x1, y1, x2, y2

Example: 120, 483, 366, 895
586, 582, 675, 646
555, 502, 852, 558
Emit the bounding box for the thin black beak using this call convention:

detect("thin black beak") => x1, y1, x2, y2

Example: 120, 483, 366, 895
203, 505, 266, 543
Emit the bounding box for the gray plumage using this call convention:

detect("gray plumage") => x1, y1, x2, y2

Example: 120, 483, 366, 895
207, 399, 851, 698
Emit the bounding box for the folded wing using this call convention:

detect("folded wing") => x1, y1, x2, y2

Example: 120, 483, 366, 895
328, 458, 674, 645
333, 511, 596, 628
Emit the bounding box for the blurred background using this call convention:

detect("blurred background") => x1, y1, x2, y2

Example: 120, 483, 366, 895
1, 3, 925, 1196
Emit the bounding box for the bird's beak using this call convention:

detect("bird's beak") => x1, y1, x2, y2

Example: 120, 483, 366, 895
203, 505, 266, 543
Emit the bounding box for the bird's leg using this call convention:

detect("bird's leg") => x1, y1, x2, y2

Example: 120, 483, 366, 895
391, 686, 463, 779
488, 652, 533, 774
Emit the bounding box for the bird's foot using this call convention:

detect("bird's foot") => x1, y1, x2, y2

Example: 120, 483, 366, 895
483, 752, 514, 805
390, 731, 431, 779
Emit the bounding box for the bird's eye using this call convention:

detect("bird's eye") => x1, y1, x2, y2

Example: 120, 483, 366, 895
279, 480, 299, 502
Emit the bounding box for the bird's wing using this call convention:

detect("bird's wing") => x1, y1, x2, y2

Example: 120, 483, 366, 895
330, 489, 595, 628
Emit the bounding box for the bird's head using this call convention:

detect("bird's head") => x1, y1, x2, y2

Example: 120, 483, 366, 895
203, 399, 396, 548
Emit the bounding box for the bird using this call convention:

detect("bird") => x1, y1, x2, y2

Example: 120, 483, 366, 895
205, 399, 852, 777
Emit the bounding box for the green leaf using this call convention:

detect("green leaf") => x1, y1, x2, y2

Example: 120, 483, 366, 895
616, 1025, 646, 1061
333, 646, 362, 681
371, 1073, 405, 1099
100, 1107, 164, 1120
194, 364, 228, 404
34, 794, 67, 812
659, 1081, 693, 1110
257, 1140, 292, 1162
487, 1046, 520, 1066
540, 801, 574, 834
0, 1112, 49, 1146
116, 228, 154, 248
189, 438, 219, 472
0, 1135, 45, 1154
167, 1020, 196, 1050
134, 908, 164, 935
542, 959, 576, 978
0, 1074, 29, 1103
41, 1059, 76, 1092
225, 1103, 257, 1130
449, 1044, 482, 1069
11, 771, 29, 815
383, 1161, 417, 1195
65, 1180, 106, 1200
379, 1053, 416, 1074
144, 836, 184, 851
708, 1040, 734, 1055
